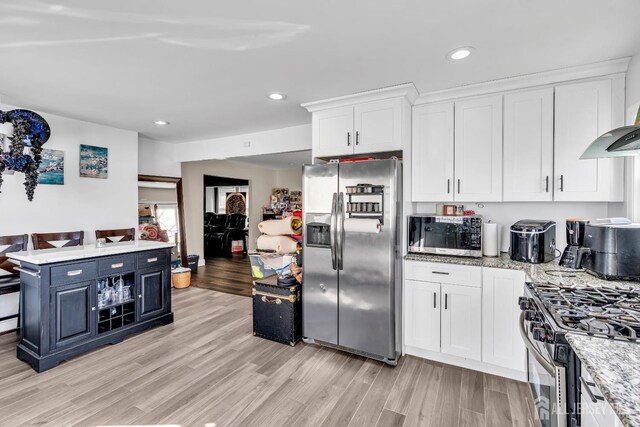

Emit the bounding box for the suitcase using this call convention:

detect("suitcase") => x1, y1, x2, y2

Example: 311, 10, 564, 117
252, 276, 302, 346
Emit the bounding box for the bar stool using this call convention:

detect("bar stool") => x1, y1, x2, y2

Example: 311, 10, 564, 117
32, 231, 84, 250
0, 234, 28, 334
95, 228, 136, 243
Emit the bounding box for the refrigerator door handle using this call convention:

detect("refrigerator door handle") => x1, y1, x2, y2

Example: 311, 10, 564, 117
337, 192, 345, 271
330, 192, 338, 270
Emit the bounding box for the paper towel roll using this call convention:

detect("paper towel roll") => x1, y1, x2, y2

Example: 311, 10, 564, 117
343, 218, 381, 234
483, 222, 499, 257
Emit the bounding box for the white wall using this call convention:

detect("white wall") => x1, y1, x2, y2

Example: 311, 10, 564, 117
0, 102, 138, 332
416, 202, 612, 252
275, 167, 303, 191
627, 51, 640, 221
138, 137, 181, 177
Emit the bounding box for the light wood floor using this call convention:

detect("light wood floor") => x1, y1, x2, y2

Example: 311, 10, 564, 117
0, 287, 537, 427
191, 254, 253, 297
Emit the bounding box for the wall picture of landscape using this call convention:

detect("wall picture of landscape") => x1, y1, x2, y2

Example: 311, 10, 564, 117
37, 149, 65, 185
79, 144, 108, 179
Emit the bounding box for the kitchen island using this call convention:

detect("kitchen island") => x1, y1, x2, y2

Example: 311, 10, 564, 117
9, 241, 175, 372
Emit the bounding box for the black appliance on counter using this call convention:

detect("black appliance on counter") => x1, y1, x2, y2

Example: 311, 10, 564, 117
582, 222, 640, 280
407, 214, 483, 258
509, 220, 556, 264
519, 282, 640, 427
559, 219, 591, 269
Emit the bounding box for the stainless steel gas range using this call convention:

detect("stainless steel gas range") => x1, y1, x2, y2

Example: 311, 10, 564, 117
519, 282, 640, 427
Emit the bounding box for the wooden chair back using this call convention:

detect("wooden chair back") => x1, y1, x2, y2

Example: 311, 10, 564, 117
32, 231, 84, 250
95, 228, 136, 243
0, 234, 28, 277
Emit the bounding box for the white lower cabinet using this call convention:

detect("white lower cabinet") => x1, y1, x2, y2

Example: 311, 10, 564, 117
404, 261, 528, 380
404, 280, 440, 352
441, 283, 481, 360
482, 268, 527, 374
404, 262, 482, 361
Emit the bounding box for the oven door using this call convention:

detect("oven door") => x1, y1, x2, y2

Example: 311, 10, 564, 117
519, 312, 567, 427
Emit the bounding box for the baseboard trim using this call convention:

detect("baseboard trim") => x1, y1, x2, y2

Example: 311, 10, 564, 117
405, 345, 527, 381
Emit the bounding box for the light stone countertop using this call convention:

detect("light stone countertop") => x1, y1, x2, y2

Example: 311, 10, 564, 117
404, 252, 640, 289
567, 334, 640, 427
7, 241, 175, 265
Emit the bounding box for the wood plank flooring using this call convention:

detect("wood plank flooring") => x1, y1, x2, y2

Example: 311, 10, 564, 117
0, 287, 539, 426
191, 254, 253, 297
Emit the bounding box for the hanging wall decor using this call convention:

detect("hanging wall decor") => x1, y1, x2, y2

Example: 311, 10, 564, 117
0, 109, 51, 201
79, 144, 108, 179
37, 149, 65, 185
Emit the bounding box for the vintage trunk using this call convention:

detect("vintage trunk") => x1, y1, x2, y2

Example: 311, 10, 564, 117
252, 276, 301, 346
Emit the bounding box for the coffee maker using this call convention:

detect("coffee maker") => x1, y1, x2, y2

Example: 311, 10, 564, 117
559, 219, 590, 268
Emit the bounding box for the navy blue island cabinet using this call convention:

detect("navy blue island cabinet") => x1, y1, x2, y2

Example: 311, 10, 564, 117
9, 242, 174, 372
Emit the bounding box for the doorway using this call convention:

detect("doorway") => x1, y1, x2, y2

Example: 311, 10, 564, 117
196, 175, 253, 297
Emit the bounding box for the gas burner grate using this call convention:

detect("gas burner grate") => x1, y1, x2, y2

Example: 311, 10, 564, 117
530, 282, 640, 341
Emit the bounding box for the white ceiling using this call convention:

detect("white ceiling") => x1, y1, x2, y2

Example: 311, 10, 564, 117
0, 0, 639, 143
229, 150, 312, 169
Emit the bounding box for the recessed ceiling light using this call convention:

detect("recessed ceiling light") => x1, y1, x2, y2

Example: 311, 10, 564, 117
267, 92, 286, 101
447, 47, 475, 61
154, 120, 170, 126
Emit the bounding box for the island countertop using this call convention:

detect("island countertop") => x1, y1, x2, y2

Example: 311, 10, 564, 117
7, 240, 175, 265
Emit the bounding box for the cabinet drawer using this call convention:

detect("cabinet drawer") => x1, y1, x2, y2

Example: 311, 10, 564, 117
98, 255, 136, 276
137, 250, 167, 269
405, 261, 481, 287
51, 262, 98, 286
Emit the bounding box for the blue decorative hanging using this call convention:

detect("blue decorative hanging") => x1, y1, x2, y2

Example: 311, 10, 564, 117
0, 109, 51, 201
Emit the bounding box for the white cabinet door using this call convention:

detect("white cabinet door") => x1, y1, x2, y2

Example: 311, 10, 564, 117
454, 96, 503, 202
554, 80, 613, 201
411, 103, 455, 201
503, 89, 554, 201
482, 268, 526, 374
441, 283, 481, 360
313, 106, 354, 157
404, 279, 440, 352
354, 99, 402, 154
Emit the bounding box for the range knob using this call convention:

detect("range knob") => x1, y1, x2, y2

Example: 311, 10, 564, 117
524, 310, 539, 321
518, 297, 533, 310
532, 327, 547, 342
529, 321, 544, 333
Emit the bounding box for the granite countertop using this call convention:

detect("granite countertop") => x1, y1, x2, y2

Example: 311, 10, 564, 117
404, 252, 640, 289
567, 334, 640, 427
7, 241, 175, 265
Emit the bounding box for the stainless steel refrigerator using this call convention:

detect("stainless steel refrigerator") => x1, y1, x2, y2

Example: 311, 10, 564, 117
302, 159, 402, 365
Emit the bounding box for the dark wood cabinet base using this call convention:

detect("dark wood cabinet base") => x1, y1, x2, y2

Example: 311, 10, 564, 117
17, 312, 173, 373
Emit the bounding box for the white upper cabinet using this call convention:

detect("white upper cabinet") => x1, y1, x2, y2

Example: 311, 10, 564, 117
554, 80, 616, 202
411, 103, 455, 201
354, 98, 402, 154
313, 106, 355, 158
454, 96, 503, 202
304, 84, 417, 159
503, 89, 554, 202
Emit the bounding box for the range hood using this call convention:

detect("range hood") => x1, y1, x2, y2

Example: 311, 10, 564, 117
580, 125, 640, 159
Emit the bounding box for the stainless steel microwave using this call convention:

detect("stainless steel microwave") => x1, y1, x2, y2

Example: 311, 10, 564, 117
408, 215, 483, 257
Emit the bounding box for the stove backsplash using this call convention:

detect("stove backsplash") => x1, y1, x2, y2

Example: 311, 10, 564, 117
415, 201, 623, 253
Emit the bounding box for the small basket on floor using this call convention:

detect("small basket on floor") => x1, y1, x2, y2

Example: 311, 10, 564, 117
171, 267, 192, 289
